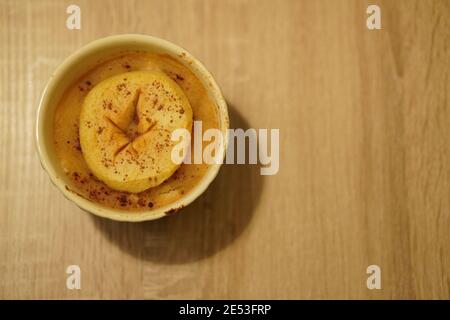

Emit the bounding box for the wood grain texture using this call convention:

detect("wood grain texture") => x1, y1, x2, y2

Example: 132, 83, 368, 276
0, 0, 449, 299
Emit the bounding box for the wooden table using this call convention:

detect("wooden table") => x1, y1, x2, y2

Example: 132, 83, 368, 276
1, 0, 449, 299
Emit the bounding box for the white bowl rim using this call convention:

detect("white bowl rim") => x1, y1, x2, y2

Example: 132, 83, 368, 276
35, 34, 229, 222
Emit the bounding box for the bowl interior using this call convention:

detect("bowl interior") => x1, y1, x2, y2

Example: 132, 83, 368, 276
36, 35, 228, 222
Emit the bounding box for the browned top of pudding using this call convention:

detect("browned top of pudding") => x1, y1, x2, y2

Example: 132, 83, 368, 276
53, 52, 219, 211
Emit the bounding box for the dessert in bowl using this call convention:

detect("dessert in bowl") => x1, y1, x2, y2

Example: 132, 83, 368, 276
36, 35, 229, 222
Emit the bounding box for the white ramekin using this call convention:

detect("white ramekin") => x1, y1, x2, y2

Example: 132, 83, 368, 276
35, 34, 229, 222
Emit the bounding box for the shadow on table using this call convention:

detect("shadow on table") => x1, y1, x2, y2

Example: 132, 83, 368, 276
91, 102, 264, 264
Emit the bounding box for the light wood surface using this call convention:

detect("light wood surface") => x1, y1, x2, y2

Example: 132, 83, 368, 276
1, 0, 449, 299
